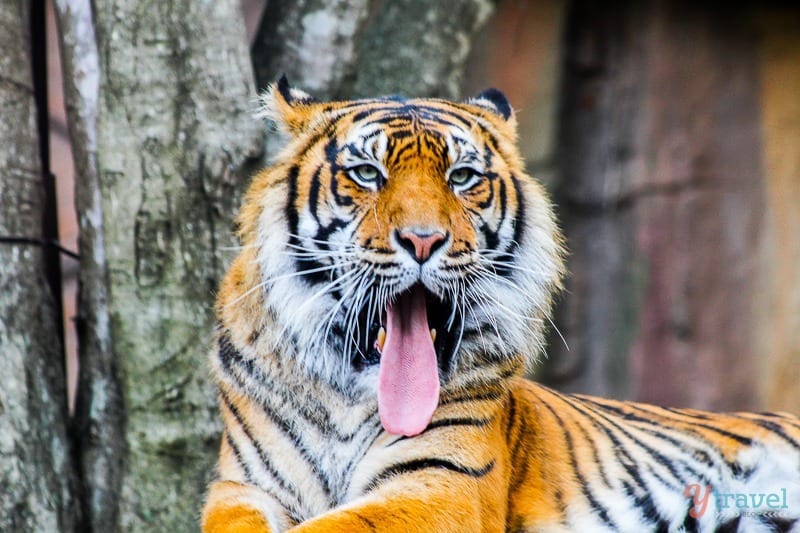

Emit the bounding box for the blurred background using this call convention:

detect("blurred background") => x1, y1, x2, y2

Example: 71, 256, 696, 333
5, 0, 798, 530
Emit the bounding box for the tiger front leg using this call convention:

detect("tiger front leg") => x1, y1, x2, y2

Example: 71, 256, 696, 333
288, 468, 505, 533
202, 480, 297, 533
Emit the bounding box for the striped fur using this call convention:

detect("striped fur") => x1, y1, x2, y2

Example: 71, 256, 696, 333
202, 81, 800, 532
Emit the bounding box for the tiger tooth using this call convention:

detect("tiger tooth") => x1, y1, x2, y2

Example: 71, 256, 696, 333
376, 327, 386, 352
430, 328, 437, 343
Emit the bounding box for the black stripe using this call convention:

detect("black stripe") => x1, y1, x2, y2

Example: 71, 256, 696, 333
386, 416, 494, 447
595, 400, 756, 449
622, 479, 670, 532
479, 222, 500, 253
506, 393, 534, 499
285, 392, 378, 443
681, 507, 700, 533
247, 394, 334, 502
758, 516, 797, 533
218, 333, 255, 379
714, 516, 741, 533
284, 165, 329, 285
307, 164, 324, 223
415, 100, 508, 157
389, 128, 414, 140
312, 217, 348, 244
509, 174, 525, 258
581, 398, 726, 466
339, 419, 386, 501
412, 103, 475, 129
218, 332, 372, 441
426, 416, 493, 431
366, 458, 495, 492
368, 113, 414, 127
561, 399, 614, 490
352, 106, 392, 123
285, 165, 300, 236
224, 430, 254, 484
354, 513, 377, 531
563, 395, 702, 488
351, 101, 475, 135
291, 102, 378, 158
474, 174, 497, 211
388, 140, 420, 168
752, 418, 800, 449
223, 428, 306, 523
219, 390, 303, 506
537, 399, 619, 530
440, 389, 504, 406
558, 394, 682, 524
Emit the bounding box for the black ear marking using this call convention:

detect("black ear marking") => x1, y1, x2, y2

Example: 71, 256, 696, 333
471, 88, 512, 120
276, 73, 317, 104
277, 73, 293, 102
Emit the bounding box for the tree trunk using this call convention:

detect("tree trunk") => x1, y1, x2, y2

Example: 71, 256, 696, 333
252, 0, 495, 100
0, 1, 79, 530
82, 0, 263, 530
544, 0, 765, 410
251, 0, 371, 100
53, 1, 122, 530
350, 0, 495, 98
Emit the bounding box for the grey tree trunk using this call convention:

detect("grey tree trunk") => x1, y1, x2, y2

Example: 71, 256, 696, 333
53, 1, 122, 530
544, 0, 765, 410
66, 0, 264, 530
252, 0, 495, 100
0, 1, 79, 530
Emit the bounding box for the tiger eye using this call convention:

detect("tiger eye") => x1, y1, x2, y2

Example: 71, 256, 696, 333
354, 164, 379, 182
449, 167, 475, 186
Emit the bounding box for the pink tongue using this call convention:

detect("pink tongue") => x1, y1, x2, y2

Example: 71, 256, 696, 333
377, 285, 440, 436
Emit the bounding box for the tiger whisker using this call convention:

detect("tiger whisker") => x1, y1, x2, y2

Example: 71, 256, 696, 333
317, 265, 371, 363
477, 259, 551, 279
342, 271, 373, 364
466, 287, 503, 341
285, 232, 365, 249
270, 266, 366, 350
259, 262, 358, 284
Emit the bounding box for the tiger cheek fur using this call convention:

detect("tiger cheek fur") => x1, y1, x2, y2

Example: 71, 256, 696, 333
202, 79, 800, 533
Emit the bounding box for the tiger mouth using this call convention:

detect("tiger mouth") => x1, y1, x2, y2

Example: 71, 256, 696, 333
351, 284, 463, 376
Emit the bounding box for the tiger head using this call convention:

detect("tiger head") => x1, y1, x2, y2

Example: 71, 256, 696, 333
221, 77, 565, 436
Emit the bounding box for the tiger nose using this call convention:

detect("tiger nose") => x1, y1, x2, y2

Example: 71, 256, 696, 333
396, 229, 447, 263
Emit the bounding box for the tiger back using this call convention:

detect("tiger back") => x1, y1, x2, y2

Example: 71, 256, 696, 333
202, 78, 800, 532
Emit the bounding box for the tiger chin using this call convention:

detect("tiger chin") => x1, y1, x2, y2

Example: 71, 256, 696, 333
202, 77, 800, 533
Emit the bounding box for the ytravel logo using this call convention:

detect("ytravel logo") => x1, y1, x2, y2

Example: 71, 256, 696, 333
684, 484, 790, 519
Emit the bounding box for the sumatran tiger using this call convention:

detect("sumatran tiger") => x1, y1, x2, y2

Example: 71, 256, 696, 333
201, 77, 800, 532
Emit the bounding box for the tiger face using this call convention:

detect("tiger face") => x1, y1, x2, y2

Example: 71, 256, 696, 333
228, 77, 564, 436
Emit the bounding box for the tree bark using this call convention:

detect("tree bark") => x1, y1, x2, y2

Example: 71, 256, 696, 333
251, 0, 371, 100
544, 0, 765, 410
252, 0, 495, 100
87, 0, 263, 530
0, 1, 79, 530
351, 0, 495, 98
53, 1, 122, 530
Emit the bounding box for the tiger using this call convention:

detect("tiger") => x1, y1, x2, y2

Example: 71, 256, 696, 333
201, 76, 800, 533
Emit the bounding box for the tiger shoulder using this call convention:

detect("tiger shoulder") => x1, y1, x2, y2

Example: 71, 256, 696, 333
202, 78, 800, 532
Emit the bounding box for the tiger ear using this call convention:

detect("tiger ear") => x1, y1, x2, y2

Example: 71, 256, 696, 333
466, 88, 514, 122
257, 74, 320, 134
